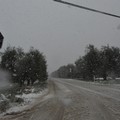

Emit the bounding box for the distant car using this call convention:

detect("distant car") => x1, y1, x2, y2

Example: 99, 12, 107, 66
115, 78, 120, 80
95, 78, 104, 81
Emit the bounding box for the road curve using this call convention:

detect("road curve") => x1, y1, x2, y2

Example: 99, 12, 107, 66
1, 78, 120, 120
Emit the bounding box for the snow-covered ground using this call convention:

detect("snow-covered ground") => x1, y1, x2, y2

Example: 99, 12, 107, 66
0, 88, 48, 117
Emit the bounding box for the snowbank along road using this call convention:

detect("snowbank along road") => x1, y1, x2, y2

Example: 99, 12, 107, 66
1, 78, 120, 120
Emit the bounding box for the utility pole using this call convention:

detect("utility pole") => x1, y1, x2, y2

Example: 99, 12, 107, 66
53, 0, 120, 19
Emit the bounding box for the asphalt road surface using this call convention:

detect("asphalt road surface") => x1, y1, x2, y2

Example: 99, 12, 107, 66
1, 78, 120, 120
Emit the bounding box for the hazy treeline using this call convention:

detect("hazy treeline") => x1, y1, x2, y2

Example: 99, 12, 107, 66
0, 46, 48, 86
51, 45, 120, 81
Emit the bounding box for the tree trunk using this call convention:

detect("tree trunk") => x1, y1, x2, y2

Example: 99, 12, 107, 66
27, 80, 30, 86
103, 73, 107, 80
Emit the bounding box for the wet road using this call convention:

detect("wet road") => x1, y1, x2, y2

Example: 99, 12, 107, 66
1, 78, 120, 120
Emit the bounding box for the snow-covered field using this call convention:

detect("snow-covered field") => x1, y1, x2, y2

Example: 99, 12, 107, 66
0, 88, 48, 117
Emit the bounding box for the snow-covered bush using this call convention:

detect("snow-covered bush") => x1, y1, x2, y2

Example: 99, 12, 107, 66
14, 97, 24, 104
0, 100, 10, 113
0, 94, 9, 113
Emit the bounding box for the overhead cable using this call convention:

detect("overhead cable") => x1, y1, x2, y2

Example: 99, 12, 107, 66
53, 0, 120, 19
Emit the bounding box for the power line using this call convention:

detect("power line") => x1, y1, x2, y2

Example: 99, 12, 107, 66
53, 0, 120, 19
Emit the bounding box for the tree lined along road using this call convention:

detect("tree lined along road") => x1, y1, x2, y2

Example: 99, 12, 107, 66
2, 78, 120, 120
51, 45, 120, 81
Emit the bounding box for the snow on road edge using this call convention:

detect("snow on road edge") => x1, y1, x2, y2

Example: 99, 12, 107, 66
0, 89, 48, 117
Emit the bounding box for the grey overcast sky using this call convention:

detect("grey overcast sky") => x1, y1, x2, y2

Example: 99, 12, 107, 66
0, 0, 120, 73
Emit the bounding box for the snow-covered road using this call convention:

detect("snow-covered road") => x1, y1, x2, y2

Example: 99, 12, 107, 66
1, 78, 120, 120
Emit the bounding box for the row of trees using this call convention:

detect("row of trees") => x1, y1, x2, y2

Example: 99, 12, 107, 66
51, 64, 76, 79
51, 45, 120, 81
0, 46, 48, 86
